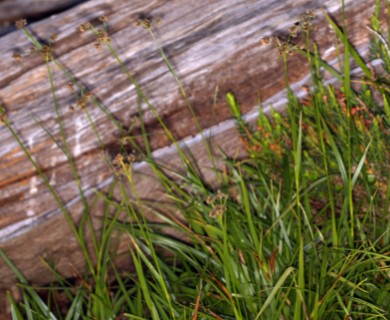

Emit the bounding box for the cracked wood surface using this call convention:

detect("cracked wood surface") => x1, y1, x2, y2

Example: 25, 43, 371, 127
0, 0, 383, 301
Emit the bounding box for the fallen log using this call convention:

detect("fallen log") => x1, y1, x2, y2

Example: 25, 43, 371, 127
0, 0, 386, 315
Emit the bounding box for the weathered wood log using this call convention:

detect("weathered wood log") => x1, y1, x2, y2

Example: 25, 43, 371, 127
0, 0, 87, 36
0, 0, 386, 314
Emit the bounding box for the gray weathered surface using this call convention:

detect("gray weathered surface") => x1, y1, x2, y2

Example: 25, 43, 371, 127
0, 0, 384, 310
0, 0, 87, 36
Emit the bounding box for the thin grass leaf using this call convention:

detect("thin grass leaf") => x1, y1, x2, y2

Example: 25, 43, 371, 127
351, 139, 372, 188
322, 9, 371, 79
7, 291, 24, 320
255, 267, 295, 319
320, 116, 348, 184
0, 250, 57, 319
64, 289, 84, 320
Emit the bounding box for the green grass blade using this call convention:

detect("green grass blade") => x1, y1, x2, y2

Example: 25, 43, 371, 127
255, 267, 295, 319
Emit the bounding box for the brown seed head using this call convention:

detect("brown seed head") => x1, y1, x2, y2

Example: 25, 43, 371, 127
76, 96, 88, 110
136, 18, 154, 30
84, 92, 93, 99
40, 45, 54, 61
209, 204, 226, 219
113, 153, 124, 165
12, 53, 22, 61
305, 10, 315, 19
127, 153, 136, 163
97, 29, 111, 44
288, 26, 299, 38
15, 19, 27, 29
50, 34, 59, 42
0, 109, 7, 125
79, 22, 93, 32
260, 37, 271, 45
66, 82, 75, 92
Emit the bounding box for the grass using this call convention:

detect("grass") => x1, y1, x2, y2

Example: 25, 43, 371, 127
1, 2, 390, 319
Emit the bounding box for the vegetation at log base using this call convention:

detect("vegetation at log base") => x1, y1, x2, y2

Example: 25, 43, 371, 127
0, 1, 390, 319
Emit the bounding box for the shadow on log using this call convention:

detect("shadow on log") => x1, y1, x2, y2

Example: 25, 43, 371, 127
0, 0, 386, 316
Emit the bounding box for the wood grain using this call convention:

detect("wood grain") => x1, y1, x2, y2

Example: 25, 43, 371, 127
0, 0, 87, 36
0, 0, 385, 311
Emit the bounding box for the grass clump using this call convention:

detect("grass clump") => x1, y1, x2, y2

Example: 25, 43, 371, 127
1, 3, 390, 320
